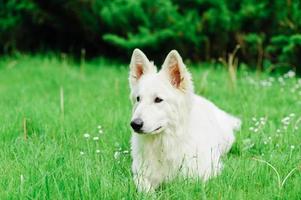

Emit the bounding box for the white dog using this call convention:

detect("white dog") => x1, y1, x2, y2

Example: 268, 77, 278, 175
129, 49, 241, 192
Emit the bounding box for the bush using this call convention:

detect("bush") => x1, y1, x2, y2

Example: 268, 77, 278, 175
0, 0, 300, 73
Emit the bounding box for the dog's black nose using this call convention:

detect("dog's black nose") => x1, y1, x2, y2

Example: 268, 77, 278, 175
130, 118, 143, 132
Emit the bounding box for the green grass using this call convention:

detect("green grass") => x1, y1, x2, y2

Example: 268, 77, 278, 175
0, 55, 300, 199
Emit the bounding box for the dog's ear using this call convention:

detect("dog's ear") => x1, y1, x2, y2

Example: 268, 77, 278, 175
161, 50, 193, 91
129, 49, 156, 88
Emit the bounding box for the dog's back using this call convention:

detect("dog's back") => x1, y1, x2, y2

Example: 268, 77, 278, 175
189, 95, 240, 155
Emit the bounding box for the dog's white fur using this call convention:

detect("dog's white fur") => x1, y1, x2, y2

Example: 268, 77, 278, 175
129, 49, 241, 192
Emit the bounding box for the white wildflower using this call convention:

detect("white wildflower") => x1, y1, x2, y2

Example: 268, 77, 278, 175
83, 133, 90, 138
114, 151, 120, 159
281, 117, 290, 125
123, 150, 129, 154
282, 116, 290, 121
96, 149, 101, 154
80, 151, 85, 155
99, 129, 103, 134
278, 77, 284, 83
97, 125, 102, 129
285, 70, 295, 78
20, 174, 24, 183
291, 145, 295, 149
93, 136, 99, 141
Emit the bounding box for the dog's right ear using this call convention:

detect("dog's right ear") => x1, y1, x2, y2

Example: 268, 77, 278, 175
129, 49, 156, 88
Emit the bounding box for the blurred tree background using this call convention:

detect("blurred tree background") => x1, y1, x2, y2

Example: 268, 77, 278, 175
0, 0, 300, 73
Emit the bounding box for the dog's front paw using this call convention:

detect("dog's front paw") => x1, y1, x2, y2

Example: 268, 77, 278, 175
134, 176, 155, 193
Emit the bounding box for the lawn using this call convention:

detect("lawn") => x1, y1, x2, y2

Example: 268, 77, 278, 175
0, 55, 300, 199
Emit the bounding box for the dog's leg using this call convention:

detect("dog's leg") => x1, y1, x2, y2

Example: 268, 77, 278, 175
132, 159, 156, 192
133, 174, 155, 193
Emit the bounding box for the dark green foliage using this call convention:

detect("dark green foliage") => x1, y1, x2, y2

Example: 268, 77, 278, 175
0, 0, 300, 72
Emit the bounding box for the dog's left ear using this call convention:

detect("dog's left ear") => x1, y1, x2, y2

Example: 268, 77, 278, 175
161, 50, 193, 91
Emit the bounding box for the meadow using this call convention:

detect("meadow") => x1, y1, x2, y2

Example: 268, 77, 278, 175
0, 55, 300, 199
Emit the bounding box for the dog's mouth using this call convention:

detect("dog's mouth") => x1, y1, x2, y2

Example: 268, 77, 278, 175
136, 126, 162, 134
153, 126, 162, 132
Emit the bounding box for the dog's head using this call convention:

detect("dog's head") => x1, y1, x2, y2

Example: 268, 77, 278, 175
129, 49, 193, 135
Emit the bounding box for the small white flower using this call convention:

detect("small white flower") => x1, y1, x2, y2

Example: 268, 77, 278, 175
114, 151, 120, 159
20, 174, 24, 183
268, 136, 272, 140
93, 136, 99, 141
97, 125, 102, 129
83, 133, 90, 138
80, 151, 85, 155
249, 127, 254, 131
285, 70, 296, 78
123, 150, 129, 154
264, 141, 268, 145
254, 128, 259, 133
96, 149, 101, 153
278, 77, 284, 82
276, 129, 281, 133
291, 145, 295, 149
289, 113, 295, 117
99, 130, 103, 134
281, 117, 290, 125
282, 117, 290, 122
252, 117, 257, 122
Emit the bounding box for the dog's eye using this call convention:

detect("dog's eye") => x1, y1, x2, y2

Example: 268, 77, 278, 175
154, 97, 163, 103
136, 96, 140, 102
